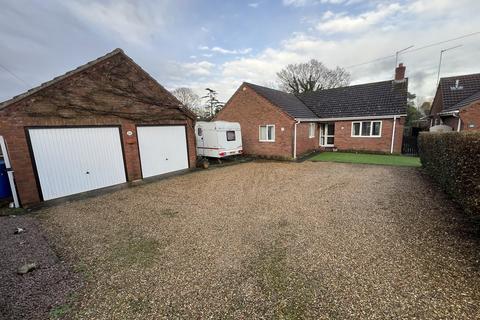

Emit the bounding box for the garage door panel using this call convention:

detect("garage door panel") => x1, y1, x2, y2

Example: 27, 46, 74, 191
137, 126, 188, 178
28, 127, 126, 200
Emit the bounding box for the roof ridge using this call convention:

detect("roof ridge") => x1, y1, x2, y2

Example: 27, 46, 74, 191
439, 72, 480, 82
297, 78, 404, 97
0, 48, 124, 110
243, 82, 319, 119
243, 82, 293, 95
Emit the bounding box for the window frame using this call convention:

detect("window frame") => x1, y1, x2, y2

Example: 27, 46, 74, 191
351, 120, 382, 138
308, 123, 316, 138
259, 124, 275, 142
226, 130, 236, 141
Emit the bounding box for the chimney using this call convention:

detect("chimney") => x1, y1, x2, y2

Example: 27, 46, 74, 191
394, 63, 406, 82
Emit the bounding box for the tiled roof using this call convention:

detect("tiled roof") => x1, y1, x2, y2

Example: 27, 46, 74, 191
297, 80, 408, 118
436, 73, 480, 113
245, 80, 408, 120
244, 82, 318, 119
448, 91, 480, 111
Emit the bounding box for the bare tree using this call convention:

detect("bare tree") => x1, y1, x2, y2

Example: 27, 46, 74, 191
277, 59, 351, 94
172, 87, 204, 116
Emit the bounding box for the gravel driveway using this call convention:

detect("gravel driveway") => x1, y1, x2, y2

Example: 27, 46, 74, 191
0, 214, 81, 320
39, 161, 480, 319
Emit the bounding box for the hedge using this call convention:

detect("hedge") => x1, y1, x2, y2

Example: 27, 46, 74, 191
418, 131, 480, 214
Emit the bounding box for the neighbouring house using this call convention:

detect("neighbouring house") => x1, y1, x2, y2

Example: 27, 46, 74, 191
429, 73, 480, 131
0, 48, 196, 207
216, 64, 408, 159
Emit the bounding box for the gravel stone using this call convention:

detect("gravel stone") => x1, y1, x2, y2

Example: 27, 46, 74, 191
17, 262, 37, 274
0, 215, 82, 320
38, 161, 480, 319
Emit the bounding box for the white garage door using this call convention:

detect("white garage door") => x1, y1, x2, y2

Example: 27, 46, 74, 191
137, 126, 189, 178
28, 127, 127, 201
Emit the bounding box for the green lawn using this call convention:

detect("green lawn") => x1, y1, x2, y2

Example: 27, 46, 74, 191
309, 152, 421, 167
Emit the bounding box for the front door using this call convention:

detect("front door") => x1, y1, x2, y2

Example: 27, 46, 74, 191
320, 123, 335, 147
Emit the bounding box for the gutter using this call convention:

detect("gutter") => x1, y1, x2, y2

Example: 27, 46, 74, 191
293, 120, 300, 159
438, 110, 459, 116
296, 114, 407, 122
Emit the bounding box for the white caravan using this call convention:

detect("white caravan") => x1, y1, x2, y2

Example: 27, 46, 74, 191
195, 121, 243, 158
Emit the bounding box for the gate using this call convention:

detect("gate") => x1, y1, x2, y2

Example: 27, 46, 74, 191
402, 136, 418, 156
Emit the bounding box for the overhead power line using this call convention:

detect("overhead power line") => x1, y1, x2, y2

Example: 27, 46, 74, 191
345, 31, 480, 69
0, 62, 31, 88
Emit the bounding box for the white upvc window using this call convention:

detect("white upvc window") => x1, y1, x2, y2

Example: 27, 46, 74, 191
351, 121, 382, 137
259, 125, 275, 142
308, 123, 316, 138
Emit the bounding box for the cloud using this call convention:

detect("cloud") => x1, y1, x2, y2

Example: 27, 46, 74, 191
63, 0, 166, 45
322, 10, 335, 20
181, 61, 215, 76
248, 3, 260, 8
187, 0, 480, 102
283, 0, 317, 7
283, 0, 346, 7
317, 3, 402, 34
199, 46, 252, 55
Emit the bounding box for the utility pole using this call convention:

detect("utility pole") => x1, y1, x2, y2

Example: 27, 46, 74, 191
436, 45, 462, 85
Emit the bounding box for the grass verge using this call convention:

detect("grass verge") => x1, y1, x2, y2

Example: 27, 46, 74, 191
310, 152, 421, 167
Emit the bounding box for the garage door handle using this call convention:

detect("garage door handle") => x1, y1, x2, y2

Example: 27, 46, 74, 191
86, 171, 90, 174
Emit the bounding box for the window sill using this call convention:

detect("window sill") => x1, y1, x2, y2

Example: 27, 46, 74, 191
259, 140, 275, 143
351, 135, 382, 138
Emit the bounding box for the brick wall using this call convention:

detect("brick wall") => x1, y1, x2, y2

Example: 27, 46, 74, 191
0, 53, 196, 206
460, 101, 480, 131
332, 117, 405, 153
430, 90, 443, 123
216, 85, 295, 159
296, 122, 320, 156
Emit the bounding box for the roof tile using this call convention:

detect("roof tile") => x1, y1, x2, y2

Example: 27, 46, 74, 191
244, 79, 408, 119
438, 73, 480, 112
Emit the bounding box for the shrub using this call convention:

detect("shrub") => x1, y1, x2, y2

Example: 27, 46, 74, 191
418, 131, 480, 214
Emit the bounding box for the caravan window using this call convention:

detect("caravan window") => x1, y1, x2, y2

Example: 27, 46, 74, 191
226, 130, 236, 141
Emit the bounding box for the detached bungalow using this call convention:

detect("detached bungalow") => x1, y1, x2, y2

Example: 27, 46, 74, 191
216, 64, 408, 159
428, 73, 480, 131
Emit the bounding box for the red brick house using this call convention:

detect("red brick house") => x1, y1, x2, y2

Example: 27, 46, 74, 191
0, 49, 196, 207
428, 73, 480, 131
216, 64, 408, 159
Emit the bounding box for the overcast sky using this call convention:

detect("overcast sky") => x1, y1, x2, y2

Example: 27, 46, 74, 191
1, 0, 479, 104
